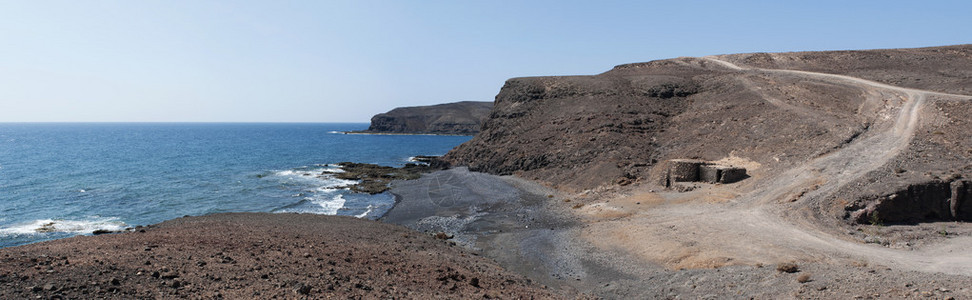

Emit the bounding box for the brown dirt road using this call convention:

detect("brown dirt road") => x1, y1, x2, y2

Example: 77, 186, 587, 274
578, 56, 972, 275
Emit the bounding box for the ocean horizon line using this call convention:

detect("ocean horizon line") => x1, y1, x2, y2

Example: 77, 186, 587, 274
0, 121, 371, 125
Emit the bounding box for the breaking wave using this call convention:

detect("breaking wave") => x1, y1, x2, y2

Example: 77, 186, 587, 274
273, 194, 348, 215
267, 165, 357, 216
0, 217, 127, 236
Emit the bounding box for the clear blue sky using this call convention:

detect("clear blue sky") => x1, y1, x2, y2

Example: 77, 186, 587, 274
0, 1, 968, 122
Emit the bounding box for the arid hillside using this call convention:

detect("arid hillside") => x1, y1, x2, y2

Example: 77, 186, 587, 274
432, 45, 972, 298
445, 44, 972, 225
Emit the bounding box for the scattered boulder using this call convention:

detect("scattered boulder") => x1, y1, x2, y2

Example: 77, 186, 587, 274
776, 263, 800, 273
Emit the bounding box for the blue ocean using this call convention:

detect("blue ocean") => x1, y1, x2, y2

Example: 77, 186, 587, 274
0, 123, 471, 248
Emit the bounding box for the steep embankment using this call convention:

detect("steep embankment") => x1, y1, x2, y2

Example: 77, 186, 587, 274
359, 101, 492, 135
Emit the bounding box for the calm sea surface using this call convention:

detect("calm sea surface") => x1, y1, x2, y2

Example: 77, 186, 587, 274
0, 123, 471, 248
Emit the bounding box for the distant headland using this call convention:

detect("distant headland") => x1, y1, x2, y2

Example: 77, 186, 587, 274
349, 101, 492, 135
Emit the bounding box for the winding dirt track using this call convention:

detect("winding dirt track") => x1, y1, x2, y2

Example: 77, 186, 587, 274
583, 57, 972, 275
707, 56, 972, 274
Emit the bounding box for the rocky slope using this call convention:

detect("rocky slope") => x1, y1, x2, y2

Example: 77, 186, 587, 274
435, 44, 972, 298
444, 44, 972, 223
359, 101, 492, 135
0, 213, 569, 299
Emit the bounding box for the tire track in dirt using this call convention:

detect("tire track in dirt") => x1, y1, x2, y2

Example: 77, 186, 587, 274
697, 56, 972, 275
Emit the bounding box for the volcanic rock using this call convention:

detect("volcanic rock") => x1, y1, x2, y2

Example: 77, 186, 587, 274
443, 44, 972, 223
357, 101, 493, 135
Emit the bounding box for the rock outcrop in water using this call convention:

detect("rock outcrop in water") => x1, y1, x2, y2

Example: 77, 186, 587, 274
357, 101, 493, 135
332, 161, 447, 194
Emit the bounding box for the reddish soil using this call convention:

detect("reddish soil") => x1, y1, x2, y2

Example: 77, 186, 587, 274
0, 213, 570, 299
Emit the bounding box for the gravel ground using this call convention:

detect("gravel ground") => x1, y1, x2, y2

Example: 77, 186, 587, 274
386, 168, 972, 299
0, 213, 570, 299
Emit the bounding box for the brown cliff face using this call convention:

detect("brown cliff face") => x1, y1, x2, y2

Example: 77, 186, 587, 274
362, 101, 493, 135
444, 72, 701, 190
444, 57, 870, 191
444, 45, 972, 223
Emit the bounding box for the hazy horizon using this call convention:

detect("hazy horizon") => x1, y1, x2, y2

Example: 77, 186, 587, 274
1, 1, 969, 122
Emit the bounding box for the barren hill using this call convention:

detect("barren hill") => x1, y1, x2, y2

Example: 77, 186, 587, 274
445, 44, 972, 224
428, 45, 972, 297
359, 101, 492, 135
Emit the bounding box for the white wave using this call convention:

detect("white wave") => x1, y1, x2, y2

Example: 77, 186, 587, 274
0, 217, 127, 235
272, 167, 355, 189
275, 194, 347, 215
312, 194, 347, 215
321, 166, 345, 173
355, 205, 375, 218
406, 156, 434, 165
274, 170, 316, 177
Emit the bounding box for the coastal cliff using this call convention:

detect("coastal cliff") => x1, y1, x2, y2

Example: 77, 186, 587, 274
386, 45, 972, 297
444, 44, 972, 223
359, 101, 492, 135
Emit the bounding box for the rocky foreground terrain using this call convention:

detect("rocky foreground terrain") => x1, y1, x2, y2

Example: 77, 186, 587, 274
356, 101, 493, 135
0, 214, 568, 299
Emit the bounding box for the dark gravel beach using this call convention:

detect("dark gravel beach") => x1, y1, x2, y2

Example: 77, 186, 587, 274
384, 169, 972, 299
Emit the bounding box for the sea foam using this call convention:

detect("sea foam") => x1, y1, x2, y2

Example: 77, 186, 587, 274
272, 167, 355, 188
268, 165, 359, 215
0, 217, 127, 236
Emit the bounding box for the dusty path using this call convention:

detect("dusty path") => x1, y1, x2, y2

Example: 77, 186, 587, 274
383, 54, 972, 297
578, 57, 972, 276
705, 56, 972, 274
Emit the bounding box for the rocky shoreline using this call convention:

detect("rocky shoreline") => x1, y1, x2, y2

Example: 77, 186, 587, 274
329, 156, 450, 194
342, 131, 477, 136
2, 167, 970, 298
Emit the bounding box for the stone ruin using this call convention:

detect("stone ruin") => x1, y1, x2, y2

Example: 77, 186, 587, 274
665, 159, 747, 188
